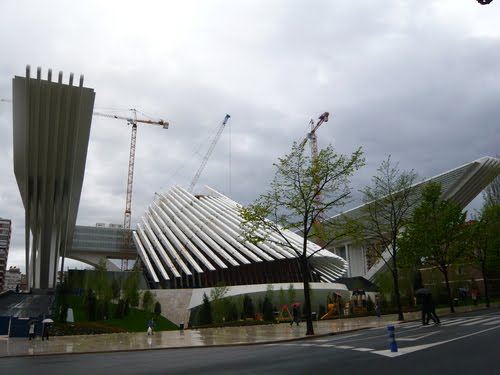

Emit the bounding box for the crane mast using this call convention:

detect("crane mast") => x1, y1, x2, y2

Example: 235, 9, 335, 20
300, 112, 330, 235
300, 111, 329, 160
188, 114, 231, 193
93, 109, 169, 270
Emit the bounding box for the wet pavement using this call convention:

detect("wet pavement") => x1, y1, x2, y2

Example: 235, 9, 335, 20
0, 305, 487, 358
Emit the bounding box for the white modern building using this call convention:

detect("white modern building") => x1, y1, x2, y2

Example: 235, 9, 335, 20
327, 156, 500, 281
133, 185, 348, 289
12, 66, 95, 290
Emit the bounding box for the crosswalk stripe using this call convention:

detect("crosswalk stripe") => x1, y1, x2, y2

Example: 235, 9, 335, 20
353, 347, 374, 352
442, 317, 484, 326
462, 316, 500, 326
482, 318, 500, 326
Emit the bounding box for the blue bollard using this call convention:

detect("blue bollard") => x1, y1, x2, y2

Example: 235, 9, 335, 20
387, 325, 398, 352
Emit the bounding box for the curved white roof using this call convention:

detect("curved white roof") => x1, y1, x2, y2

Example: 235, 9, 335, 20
133, 186, 348, 288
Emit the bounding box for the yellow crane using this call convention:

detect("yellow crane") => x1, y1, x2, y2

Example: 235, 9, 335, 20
93, 109, 169, 270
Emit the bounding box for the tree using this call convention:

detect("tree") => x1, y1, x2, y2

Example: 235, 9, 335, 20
483, 174, 500, 207
199, 293, 212, 325
240, 142, 365, 335
154, 301, 162, 316
356, 156, 419, 320
399, 182, 467, 313
465, 204, 500, 307
122, 267, 140, 316
242, 294, 255, 319
210, 283, 230, 323
142, 290, 155, 312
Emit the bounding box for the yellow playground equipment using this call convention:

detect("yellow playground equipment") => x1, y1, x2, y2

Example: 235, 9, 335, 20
276, 305, 293, 323
320, 303, 338, 320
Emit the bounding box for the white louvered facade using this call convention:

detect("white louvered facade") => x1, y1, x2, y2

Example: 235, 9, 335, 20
133, 186, 348, 288
12, 66, 95, 290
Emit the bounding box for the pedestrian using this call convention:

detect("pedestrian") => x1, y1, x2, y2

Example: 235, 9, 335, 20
290, 305, 300, 326
42, 323, 50, 341
374, 294, 381, 318
471, 289, 478, 306
28, 321, 36, 340
147, 317, 155, 335
423, 294, 440, 325
421, 293, 433, 325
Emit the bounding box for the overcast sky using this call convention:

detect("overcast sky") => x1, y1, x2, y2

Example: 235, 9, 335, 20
1, 1, 499, 272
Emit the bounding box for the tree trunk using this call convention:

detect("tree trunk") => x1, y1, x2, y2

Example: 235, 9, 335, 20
392, 267, 404, 321
300, 257, 314, 335
392, 252, 404, 321
442, 268, 455, 313
482, 268, 490, 308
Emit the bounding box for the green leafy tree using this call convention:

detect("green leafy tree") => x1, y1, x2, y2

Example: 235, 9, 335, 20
154, 301, 162, 316
210, 283, 230, 323
262, 294, 275, 321
278, 287, 286, 308
111, 279, 121, 301
483, 174, 500, 207
240, 142, 364, 335
399, 182, 467, 312
199, 293, 212, 325
122, 268, 140, 316
287, 284, 297, 305
142, 290, 155, 312
465, 204, 500, 307
242, 294, 255, 319
355, 156, 419, 321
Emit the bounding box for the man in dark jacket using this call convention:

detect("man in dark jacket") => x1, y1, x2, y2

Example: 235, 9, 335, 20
422, 294, 440, 325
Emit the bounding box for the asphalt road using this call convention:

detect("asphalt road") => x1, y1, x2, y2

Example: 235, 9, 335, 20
1, 309, 499, 375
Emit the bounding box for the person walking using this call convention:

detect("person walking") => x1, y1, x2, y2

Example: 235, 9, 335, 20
290, 305, 300, 326
147, 318, 155, 335
28, 321, 36, 340
42, 323, 50, 341
422, 293, 440, 325
426, 294, 440, 325
374, 294, 381, 318
421, 293, 434, 325
471, 289, 478, 306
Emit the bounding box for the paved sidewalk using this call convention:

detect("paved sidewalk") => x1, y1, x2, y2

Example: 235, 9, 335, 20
0, 305, 488, 358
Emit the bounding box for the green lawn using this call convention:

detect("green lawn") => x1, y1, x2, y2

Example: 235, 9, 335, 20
101, 309, 178, 332
60, 295, 178, 332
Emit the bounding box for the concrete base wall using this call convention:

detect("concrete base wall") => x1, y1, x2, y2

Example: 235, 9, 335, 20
149, 289, 193, 328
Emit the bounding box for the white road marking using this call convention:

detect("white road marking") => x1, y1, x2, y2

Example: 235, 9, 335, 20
397, 331, 439, 341
326, 333, 362, 341
335, 345, 354, 349
462, 316, 500, 326
442, 317, 484, 326
372, 324, 500, 357
482, 318, 500, 326
319, 344, 336, 347
353, 347, 374, 352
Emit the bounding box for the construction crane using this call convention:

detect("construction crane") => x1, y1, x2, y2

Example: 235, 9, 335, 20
299, 111, 329, 160
93, 109, 169, 271
1, 99, 171, 270
188, 114, 231, 193
300, 112, 330, 239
